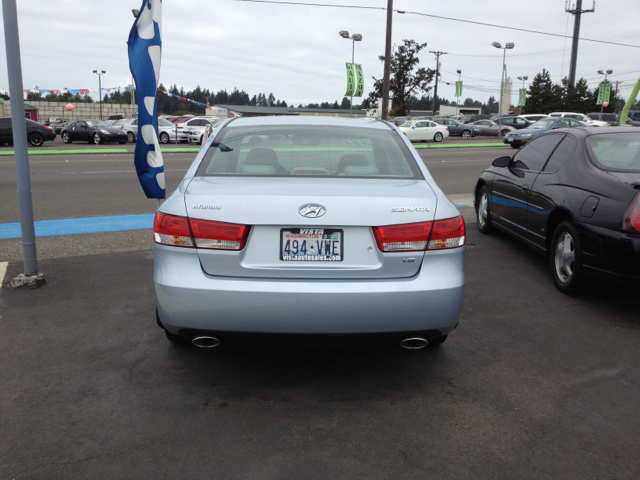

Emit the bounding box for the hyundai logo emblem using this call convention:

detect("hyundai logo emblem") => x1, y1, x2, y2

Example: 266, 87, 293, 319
299, 204, 326, 218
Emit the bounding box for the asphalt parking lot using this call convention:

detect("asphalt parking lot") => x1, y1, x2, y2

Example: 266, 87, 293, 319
1, 224, 639, 479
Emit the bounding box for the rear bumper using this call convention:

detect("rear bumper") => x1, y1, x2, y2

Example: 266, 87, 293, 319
155, 244, 465, 338
580, 223, 640, 284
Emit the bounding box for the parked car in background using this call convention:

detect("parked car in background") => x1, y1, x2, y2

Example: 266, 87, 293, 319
113, 117, 179, 144
466, 120, 514, 137
399, 120, 449, 142
503, 117, 583, 148
520, 114, 550, 123
386, 117, 406, 126
154, 116, 465, 348
548, 112, 607, 127
587, 112, 622, 126
492, 115, 532, 130
0, 117, 56, 146
43, 117, 67, 134
60, 119, 128, 145
176, 117, 220, 142
187, 118, 224, 144
475, 127, 640, 294
434, 118, 475, 138
462, 114, 492, 124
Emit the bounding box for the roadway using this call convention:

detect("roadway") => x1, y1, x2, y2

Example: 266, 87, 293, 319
0, 146, 510, 223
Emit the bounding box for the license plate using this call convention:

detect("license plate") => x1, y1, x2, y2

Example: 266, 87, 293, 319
280, 228, 343, 261
506, 137, 513, 142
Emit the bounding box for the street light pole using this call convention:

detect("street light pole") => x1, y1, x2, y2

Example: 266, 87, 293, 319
381, 0, 393, 120
492, 42, 514, 132
339, 30, 362, 118
597, 69, 613, 113
456, 69, 461, 116
93, 70, 106, 120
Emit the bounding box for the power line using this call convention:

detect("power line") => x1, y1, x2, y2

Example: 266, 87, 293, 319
232, 0, 640, 49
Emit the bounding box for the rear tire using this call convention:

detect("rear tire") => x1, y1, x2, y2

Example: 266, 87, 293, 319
28, 133, 44, 147
550, 220, 585, 295
461, 130, 471, 138
434, 132, 443, 142
93, 133, 102, 145
62, 132, 72, 143
476, 186, 494, 234
127, 132, 135, 143
500, 129, 510, 137
159, 132, 170, 144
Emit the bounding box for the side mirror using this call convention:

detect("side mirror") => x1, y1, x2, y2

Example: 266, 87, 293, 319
492, 156, 511, 168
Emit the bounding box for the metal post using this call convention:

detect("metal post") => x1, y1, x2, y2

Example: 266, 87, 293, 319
566, 0, 594, 87
350, 37, 354, 118
430, 51, 447, 118
98, 75, 102, 120
2, 0, 38, 275
498, 48, 505, 130
381, 0, 393, 120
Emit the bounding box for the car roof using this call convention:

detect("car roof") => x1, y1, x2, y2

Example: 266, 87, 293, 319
225, 116, 392, 131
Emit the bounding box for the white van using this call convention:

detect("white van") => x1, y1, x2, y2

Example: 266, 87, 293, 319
548, 112, 608, 127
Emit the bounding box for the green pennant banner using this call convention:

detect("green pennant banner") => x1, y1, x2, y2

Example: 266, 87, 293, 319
345, 62, 355, 97
517, 88, 526, 107
596, 83, 606, 105
455, 81, 463, 97
502, 65, 508, 95
354, 64, 364, 97
603, 82, 611, 104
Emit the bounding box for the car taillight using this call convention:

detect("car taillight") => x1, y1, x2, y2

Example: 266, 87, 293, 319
623, 194, 640, 234
372, 222, 432, 252
44, 126, 53, 131
154, 213, 194, 247
153, 213, 251, 250
428, 216, 466, 250
372, 216, 465, 252
189, 219, 251, 250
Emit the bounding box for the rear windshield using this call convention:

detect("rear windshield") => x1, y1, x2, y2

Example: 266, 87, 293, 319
529, 119, 556, 129
586, 133, 640, 172
196, 125, 423, 179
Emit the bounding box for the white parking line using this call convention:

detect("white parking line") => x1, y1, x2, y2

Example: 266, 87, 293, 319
0, 262, 8, 290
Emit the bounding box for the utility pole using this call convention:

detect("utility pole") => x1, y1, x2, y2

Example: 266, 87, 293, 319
381, 0, 393, 120
614, 80, 623, 112
566, 0, 595, 87
430, 51, 447, 118
2, 0, 39, 278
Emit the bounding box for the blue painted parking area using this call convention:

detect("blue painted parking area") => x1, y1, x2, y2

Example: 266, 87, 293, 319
0, 214, 155, 239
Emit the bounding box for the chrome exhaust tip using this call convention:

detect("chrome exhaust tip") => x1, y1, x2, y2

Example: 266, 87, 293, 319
400, 337, 429, 350
191, 336, 221, 348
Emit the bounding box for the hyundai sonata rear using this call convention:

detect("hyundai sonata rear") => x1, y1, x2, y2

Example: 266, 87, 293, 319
154, 117, 465, 348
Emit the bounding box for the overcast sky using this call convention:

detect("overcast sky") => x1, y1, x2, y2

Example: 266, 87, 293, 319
1, 0, 639, 106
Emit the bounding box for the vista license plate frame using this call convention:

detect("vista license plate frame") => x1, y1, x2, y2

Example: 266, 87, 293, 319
280, 228, 343, 262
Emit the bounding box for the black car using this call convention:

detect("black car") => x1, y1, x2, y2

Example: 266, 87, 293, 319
434, 118, 475, 138
61, 119, 128, 145
0, 117, 56, 147
474, 127, 640, 294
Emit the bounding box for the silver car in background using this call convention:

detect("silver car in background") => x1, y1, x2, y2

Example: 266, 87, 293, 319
113, 117, 179, 143
154, 117, 466, 349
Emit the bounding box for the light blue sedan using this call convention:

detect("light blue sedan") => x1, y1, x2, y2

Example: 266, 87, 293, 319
153, 116, 466, 349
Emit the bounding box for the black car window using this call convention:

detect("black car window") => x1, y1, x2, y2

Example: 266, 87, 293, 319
513, 134, 565, 172
568, 119, 581, 128
0, 118, 11, 127
515, 118, 528, 125
586, 133, 640, 172
556, 119, 571, 128
76, 121, 86, 127
501, 118, 513, 124
543, 135, 576, 173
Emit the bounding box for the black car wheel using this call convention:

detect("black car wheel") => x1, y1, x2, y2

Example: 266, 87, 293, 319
61, 132, 72, 143
433, 132, 443, 142
119, 140, 127, 144
500, 129, 510, 137
476, 186, 494, 234
28, 133, 44, 147
159, 132, 170, 144
461, 130, 471, 138
127, 132, 135, 143
550, 220, 585, 295
93, 133, 102, 145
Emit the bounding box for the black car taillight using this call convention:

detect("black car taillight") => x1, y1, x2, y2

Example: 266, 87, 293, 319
623, 194, 640, 234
